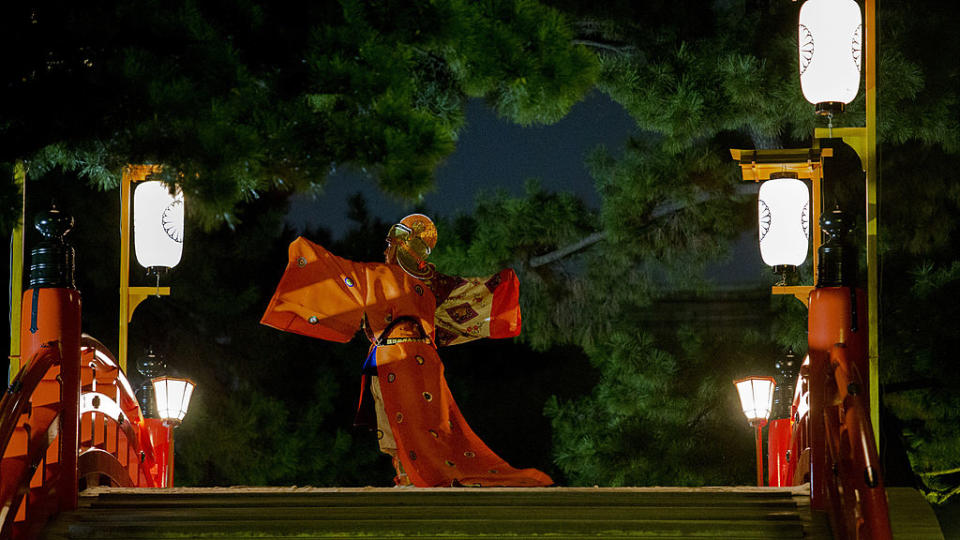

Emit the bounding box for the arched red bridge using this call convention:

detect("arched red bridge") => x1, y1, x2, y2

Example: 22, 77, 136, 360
0, 216, 944, 539
1, 333, 945, 538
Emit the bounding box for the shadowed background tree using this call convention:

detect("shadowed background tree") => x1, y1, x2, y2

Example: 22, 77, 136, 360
431, 0, 960, 495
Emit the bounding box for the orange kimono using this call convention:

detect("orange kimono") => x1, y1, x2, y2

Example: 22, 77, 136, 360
261, 237, 553, 487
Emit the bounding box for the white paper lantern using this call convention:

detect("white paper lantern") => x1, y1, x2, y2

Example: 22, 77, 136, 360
134, 181, 184, 269
798, 0, 862, 113
152, 376, 195, 426
734, 376, 776, 424
758, 177, 810, 267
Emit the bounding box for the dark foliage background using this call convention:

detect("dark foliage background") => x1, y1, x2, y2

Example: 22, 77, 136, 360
2, 0, 958, 508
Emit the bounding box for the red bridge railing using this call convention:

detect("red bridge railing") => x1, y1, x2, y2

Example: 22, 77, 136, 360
820, 342, 891, 540
1, 335, 169, 539
77, 335, 170, 490
773, 287, 893, 539
0, 343, 63, 540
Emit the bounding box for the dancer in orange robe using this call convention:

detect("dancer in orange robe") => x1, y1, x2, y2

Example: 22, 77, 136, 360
260, 214, 552, 487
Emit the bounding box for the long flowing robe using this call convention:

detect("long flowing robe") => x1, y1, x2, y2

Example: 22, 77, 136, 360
260, 237, 553, 487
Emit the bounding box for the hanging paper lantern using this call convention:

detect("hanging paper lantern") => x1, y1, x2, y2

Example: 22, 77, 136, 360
798, 0, 862, 115
134, 181, 184, 270
758, 175, 810, 267
734, 376, 776, 425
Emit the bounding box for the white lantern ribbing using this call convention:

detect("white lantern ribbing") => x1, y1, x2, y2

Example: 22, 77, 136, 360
798, 0, 862, 115
152, 376, 195, 426
734, 376, 776, 425
758, 175, 810, 268
134, 181, 184, 270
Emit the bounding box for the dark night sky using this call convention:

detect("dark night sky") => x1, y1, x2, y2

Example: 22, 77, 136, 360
286, 91, 767, 287
285, 91, 633, 235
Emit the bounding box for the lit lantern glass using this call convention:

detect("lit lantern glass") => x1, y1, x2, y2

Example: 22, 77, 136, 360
734, 376, 776, 424
134, 181, 184, 270
758, 176, 810, 267
798, 0, 862, 114
152, 376, 195, 426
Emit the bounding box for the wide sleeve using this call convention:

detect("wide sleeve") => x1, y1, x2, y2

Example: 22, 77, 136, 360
260, 237, 367, 343
433, 268, 522, 347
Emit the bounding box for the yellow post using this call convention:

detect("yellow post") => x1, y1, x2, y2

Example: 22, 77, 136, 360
8, 161, 26, 383
812, 0, 880, 449
865, 0, 880, 448
119, 164, 169, 374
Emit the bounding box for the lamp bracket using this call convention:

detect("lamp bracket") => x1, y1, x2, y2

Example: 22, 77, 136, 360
123, 164, 163, 184
127, 286, 171, 322
771, 285, 813, 307
732, 147, 829, 290
730, 148, 832, 182
814, 127, 867, 172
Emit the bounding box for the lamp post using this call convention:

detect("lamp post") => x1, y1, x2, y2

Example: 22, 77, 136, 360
119, 165, 185, 374
150, 375, 195, 487
729, 148, 829, 306
135, 347, 195, 489
800, 0, 880, 449
734, 376, 776, 486
7, 161, 26, 384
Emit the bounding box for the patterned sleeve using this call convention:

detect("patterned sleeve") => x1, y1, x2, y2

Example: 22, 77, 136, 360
260, 237, 366, 343
433, 268, 522, 347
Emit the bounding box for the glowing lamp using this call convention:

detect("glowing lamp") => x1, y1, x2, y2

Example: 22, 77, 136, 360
734, 376, 776, 425
798, 0, 862, 115
152, 376, 195, 427
758, 175, 810, 269
134, 181, 184, 270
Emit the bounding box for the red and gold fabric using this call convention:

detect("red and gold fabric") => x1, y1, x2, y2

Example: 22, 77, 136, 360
261, 237, 552, 487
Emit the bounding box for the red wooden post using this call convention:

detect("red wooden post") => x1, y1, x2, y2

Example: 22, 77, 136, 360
766, 418, 793, 487
807, 208, 867, 510
143, 419, 172, 487
19, 208, 82, 512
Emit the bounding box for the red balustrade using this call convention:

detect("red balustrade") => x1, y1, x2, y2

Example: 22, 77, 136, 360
1, 336, 169, 539
779, 286, 892, 540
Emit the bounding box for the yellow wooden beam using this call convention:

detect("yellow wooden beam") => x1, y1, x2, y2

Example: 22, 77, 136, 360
8, 161, 26, 383
865, 0, 880, 449
127, 287, 172, 323
814, 126, 867, 172
730, 148, 833, 182
771, 285, 813, 307
119, 164, 163, 374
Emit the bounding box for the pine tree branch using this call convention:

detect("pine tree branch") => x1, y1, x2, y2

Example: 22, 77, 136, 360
687, 404, 713, 430
530, 231, 607, 267
571, 39, 635, 55
919, 466, 960, 477
929, 484, 960, 505
529, 184, 756, 268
